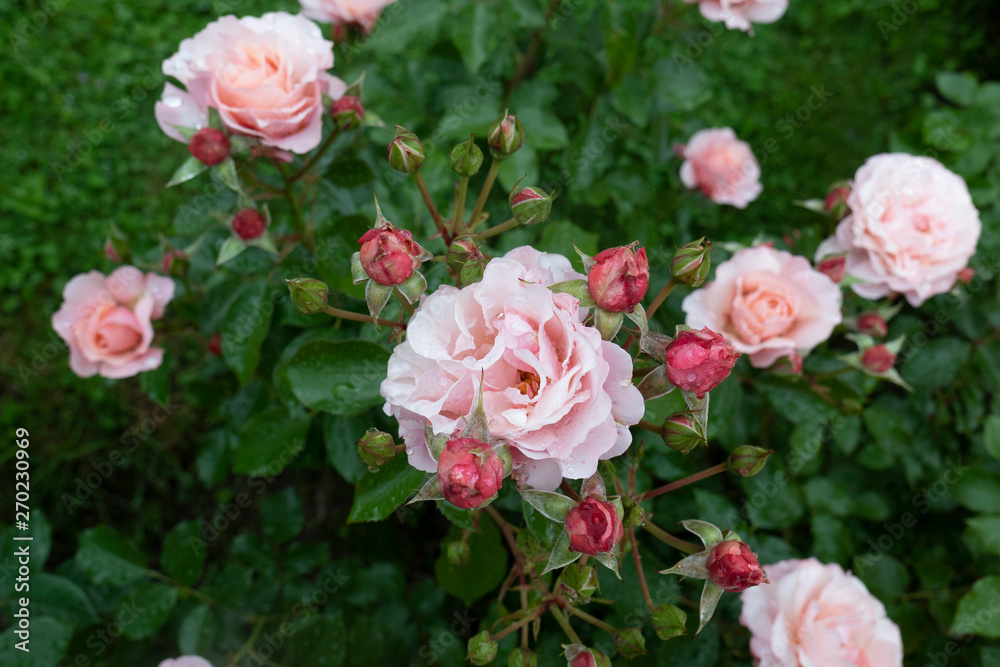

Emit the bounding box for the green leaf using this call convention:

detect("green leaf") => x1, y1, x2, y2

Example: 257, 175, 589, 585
117, 583, 178, 639
852, 554, 910, 602
261, 487, 304, 544
984, 414, 1000, 463
900, 338, 970, 391
178, 604, 216, 656
323, 414, 367, 484
30, 574, 98, 626
75, 525, 146, 586
234, 405, 311, 476
220, 280, 273, 383
936, 71, 978, 107
448, 2, 496, 75
519, 489, 576, 522
0, 616, 72, 667
967, 516, 1000, 557
952, 469, 1000, 513
437, 501, 478, 532
161, 521, 206, 587
325, 158, 376, 188
139, 357, 171, 407
281, 340, 391, 415
284, 611, 348, 666
654, 57, 712, 112
951, 576, 1000, 637
166, 155, 209, 187
435, 519, 508, 606
348, 455, 427, 523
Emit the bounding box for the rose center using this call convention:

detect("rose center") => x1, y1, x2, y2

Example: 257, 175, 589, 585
95, 323, 141, 354
514, 370, 540, 398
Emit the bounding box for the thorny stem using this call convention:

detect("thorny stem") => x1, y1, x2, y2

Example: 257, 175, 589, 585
291, 127, 341, 180
642, 522, 700, 554
322, 305, 406, 329
645, 278, 677, 320
468, 160, 501, 230
414, 171, 450, 242
473, 216, 519, 241
629, 528, 655, 613
637, 463, 728, 502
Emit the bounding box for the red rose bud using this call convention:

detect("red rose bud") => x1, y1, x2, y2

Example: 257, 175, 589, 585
817, 255, 846, 283
487, 111, 525, 159
706, 540, 766, 592
661, 413, 704, 454
565, 498, 624, 555
188, 127, 231, 166
587, 243, 650, 313
358, 224, 423, 285
671, 237, 712, 287
509, 185, 555, 226
232, 208, 265, 240
664, 327, 738, 398
330, 95, 364, 131
207, 333, 222, 356
957, 267, 976, 283
567, 647, 611, 667
727, 445, 772, 477
437, 438, 504, 509
857, 312, 888, 338
861, 344, 895, 373
824, 182, 851, 220
770, 351, 804, 376
387, 126, 425, 173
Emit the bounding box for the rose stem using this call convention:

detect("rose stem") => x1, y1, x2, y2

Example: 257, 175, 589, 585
473, 217, 519, 241
637, 419, 661, 434
621, 278, 677, 352
467, 160, 501, 230
642, 522, 700, 554
629, 528, 656, 613
560, 480, 581, 501
564, 603, 618, 634
490, 607, 544, 643
637, 462, 728, 502
413, 171, 450, 242
291, 127, 342, 181
321, 305, 405, 329
549, 606, 583, 644
278, 162, 313, 250
453, 175, 469, 235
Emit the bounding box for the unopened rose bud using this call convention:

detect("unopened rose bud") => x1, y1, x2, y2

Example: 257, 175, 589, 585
508, 648, 538, 667
587, 242, 649, 313
957, 267, 975, 283
728, 445, 772, 477
207, 333, 222, 357
330, 95, 365, 131
559, 562, 599, 603
467, 630, 498, 666
446, 539, 470, 566
232, 208, 265, 240
565, 498, 623, 555
387, 126, 425, 173
437, 438, 504, 509
509, 185, 555, 226
161, 250, 188, 277
104, 239, 121, 262
770, 351, 804, 376
664, 327, 738, 398
356, 428, 395, 470
661, 413, 704, 454
450, 135, 484, 177
861, 344, 895, 373
188, 127, 231, 166
706, 540, 766, 592
857, 312, 888, 338
671, 237, 712, 287
824, 182, 851, 221
285, 277, 329, 315
651, 604, 687, 640
488, 111, 525, 160
817, 255, 846, 283
358, 224, 423, 286
614, 626, 647, 659
447, 237, 487, 285
566, 646, 611, 667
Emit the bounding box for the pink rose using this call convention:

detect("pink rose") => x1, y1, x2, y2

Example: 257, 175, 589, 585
299, 0, 397, 32
381, 247, 643, 490
664, 327, 739, 398
682, 246, 842, 368
52, 267, 174, 379
358, 224, 423, 286
706, 540, 766, 592
436, 438, 504, 509
740, 558, 903, 667
861, 344, 895, 373
159, 658, 213, 667
155, 12, 344, 153
587, 244, 650, 313
565, 498, 624, 555
680, 128, 763, 208
682, 0, 788, 32
815, 153, 981, 306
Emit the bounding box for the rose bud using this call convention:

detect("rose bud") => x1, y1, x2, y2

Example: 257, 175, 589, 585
566, 646, 611, 667
671, 237, 712, 287
188, 127, 231, 166
770, 351, 804, 376
356, 429, 395, 470
861, 344, 896, 373
727, 445, 772, 477
509, 185, 555, 226
664, 327, 738, 398
856, 312, 888, 338
587, 243, 650, 313
816, 255, 847, 283
466, 630, 498, 666
330, 95, 364, 131
707, 540, 767, 592
661, 413, 704, 454
957, 267, 976, 283
447, 237, 486, 286
104, 239, 121, 263
449, 135, 483, 177
824, 182, 852, 221
387, 126, 425, 173
614, 626, 647, 659
487, 111, 525, 159
207, 333, 222, 357
285, 277, 329, 315
232, 208, 265, 240
565, 498, 624, 555
437, 438, 504, 509
508, 648, 538, 667
358, 224, 424, 286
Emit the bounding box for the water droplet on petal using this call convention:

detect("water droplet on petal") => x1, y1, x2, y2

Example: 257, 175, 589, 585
164, 95, 183, 109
